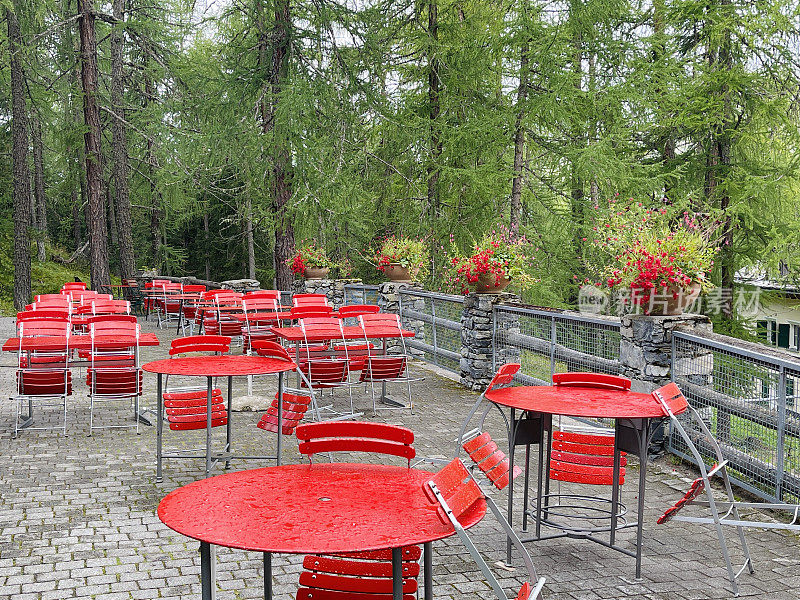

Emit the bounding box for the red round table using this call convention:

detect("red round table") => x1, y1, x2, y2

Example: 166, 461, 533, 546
466, 384, 687, 579
158, 463, 486, 600
143, 355, 297, 482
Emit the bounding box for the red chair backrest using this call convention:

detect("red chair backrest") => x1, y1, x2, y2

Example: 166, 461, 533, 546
257, 391, 311, 435
17, 310, 70, 324
360, 356, 407, 380
18, 319, 71, 338
182, 284, 206, 293
251, 340, 293, 362
338, 304, 381, 317
426, 458, 483, 522
552, 372, 631, 390
86, 314, 137, 325
462, 432, 522, 490
30, 298, 71, 310
358, 312, 402, 335
203, 289, 241, 299
244, 290, 281, 300
61, 281, 88, 290
91, 299, 131, 315
243, 297, 279, 313
485, 363, 521, 394
90, 319, 139, 338
290, 305, 333, 319
293, 293, 329, 307
300, 317, 344, 340
169, 335, 231, 356
296, 421, 416, 463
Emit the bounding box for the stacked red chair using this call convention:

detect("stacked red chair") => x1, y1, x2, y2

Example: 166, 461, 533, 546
86, 318, 142, 434
14, 318, 73, 436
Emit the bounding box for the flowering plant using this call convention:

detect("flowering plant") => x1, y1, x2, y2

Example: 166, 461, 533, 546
448, 228, 536, 294
587, 197, 718, 313
288, 242, 339, 276
374, 235, 429, 279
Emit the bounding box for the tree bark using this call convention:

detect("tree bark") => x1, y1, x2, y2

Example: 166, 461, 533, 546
7, 4, 32, 309
204, 211, 211, 281
426, 0, 441, 219
31, 113, 47, 262
510, 0, 530, 232
144, 73, 162, 273
259, 0, 295, 290
110, 0, 136, 281
78, 0, 111, 293
246, 196, 256, 279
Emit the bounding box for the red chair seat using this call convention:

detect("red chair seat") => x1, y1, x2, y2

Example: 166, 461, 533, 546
17, 371, 72, 395
163, 388, 228, 431
360, 356, 407, 382
548, 430, 626, 485
86, 369, 143, 395
462, 431, 522, 490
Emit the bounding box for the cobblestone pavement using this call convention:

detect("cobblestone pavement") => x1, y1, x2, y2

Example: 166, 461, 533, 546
1, 316, 799, 599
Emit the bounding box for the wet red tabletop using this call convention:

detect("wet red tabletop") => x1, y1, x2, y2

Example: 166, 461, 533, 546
142, 355, 296, 377
271, 326, 414, 342
158, 463, 485, 554
3, 333, 159, 352
485, 385, 686, 419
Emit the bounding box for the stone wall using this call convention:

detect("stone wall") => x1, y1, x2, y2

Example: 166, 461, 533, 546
291, 278, 363, 308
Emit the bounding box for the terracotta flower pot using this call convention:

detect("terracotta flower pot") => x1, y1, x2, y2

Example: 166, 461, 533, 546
682, 281, 702, 311
304, 266, 330, 280
635, 284, 691, 315
475, 273, 511, 294
383, 263, 413, 283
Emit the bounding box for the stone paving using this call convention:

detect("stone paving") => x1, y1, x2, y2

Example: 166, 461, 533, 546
1, 316, 799, 599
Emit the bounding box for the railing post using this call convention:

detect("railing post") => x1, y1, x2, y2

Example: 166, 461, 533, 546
549, 317, 557, 380
776, 366, 787, 501
431, 297, 439, 366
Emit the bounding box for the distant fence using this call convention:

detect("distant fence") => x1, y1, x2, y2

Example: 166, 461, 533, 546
672, 331, 800, 503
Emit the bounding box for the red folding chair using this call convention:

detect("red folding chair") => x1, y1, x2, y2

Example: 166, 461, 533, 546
426, 459, 546, 600
298, 317, 354, 416
202, 292, 243, 342
242, 296, 281, 353
293, 293, 329, 307
295, 422, 421, 600
14, 319, 72, 436
357, 313, 421, 414
87, 319, 142, 434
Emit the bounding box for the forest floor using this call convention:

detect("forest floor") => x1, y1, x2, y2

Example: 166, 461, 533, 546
0, 316, 798, 599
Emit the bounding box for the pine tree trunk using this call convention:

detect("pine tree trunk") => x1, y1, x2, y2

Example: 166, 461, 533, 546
204, 212, 211, 281
78, 0, 111, 293
246, 196, 256, 279
426, 0, 441, 220
260, 0, 295, 291
144, 73, 162, 273
7, 5, 32, 309
110, 0, 136, 281
510, 0, 530, 232
32, 114, 47, 262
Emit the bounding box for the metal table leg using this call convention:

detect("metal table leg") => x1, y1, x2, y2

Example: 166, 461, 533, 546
225, 375, 233, 470
200, 542, 216, 600
392, 547, 402, 600
263, 552, 272, 600
423, 542, 433, 600
205, 377, 213, 477
277, 372, 284, 466
156, 373, 163, 483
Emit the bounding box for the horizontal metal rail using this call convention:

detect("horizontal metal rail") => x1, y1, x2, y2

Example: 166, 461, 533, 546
407, 340, 461, 364
402, 308, 460, 331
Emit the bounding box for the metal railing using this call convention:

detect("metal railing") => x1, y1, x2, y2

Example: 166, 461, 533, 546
343, 284, 380, 306
399, 289, 464, 374
672, 330, 800, 503
493, 305, 623, 386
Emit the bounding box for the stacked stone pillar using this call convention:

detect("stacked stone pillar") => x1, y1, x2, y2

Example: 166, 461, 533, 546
620, 314, 713, 393
460, 292, 519, 390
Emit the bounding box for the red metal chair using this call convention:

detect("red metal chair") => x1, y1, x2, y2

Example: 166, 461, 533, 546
290, 305, 333, 320
162, 335, 232, 433
87, 319, 142, 434
156, 282, 182, 328
244, 289, 281, 301
293, 293, 329, 307
295, 422, 420, 600
91, 299, 131, 316
14, 319, 73, 436
242, 296, 281, 352
357, 313, 420, 414
426, 458, 546, 600
61, 281, 88, 291
202, 292, 243, 342
297, 317, 354, 413
552, 372, 631, 390
462, 431, 523, 491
